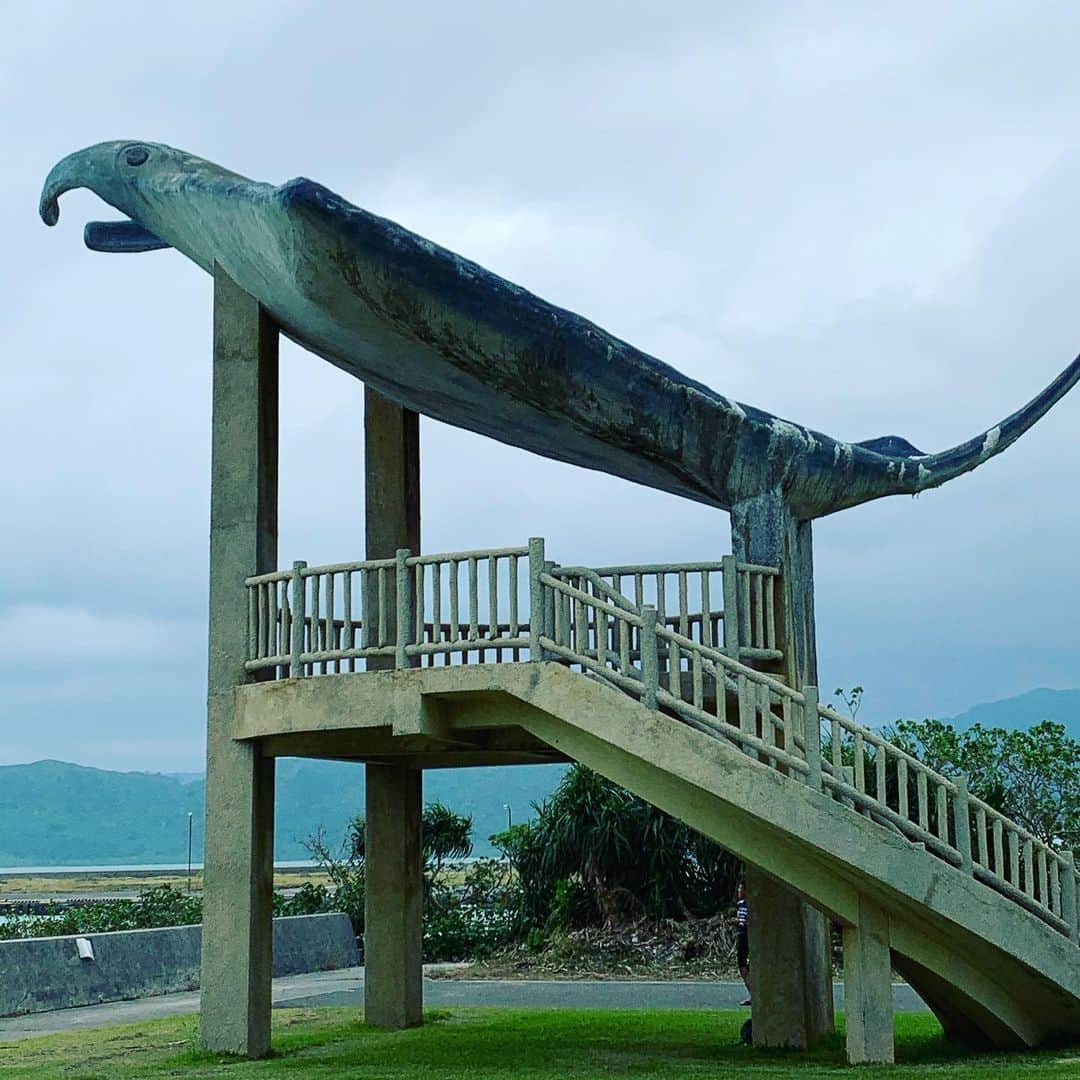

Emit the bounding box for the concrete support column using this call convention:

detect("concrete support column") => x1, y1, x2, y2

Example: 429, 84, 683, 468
201, 265, 279, 1057
363, 385, 423, 1028
842, 896, 895, 1064
746, 872, 834, 1048
731, 491, 834, 1048
364, 762, 424, 1027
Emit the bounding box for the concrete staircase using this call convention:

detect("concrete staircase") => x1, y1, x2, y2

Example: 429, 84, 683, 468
240, 540, 1080, 1062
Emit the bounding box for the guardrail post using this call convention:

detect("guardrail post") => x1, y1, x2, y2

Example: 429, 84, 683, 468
1063, 851, 1079, 945
543, 561, 557, 653
528, 538, 546, 661
289, 561, 307, 678
722, 554, 740, 658
803, 686, 822, 791
640, 605, 659, 710
954, 777, 973, 873
395, 549, 415, 669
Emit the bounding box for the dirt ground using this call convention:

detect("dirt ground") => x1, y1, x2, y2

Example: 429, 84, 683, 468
433, 916, 748, 982
0, 869, 330, 902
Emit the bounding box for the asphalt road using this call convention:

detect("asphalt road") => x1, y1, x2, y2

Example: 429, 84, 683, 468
0, 967, 929, 1043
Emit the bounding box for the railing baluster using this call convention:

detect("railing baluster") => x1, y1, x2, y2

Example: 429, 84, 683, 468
993, 817, 1005, 878
1063, 852, 1078, 944
634, 573, 645, 610
343, 571, 354, 672
765, 573, 776, 650
740, 569, 751, 650
803, 687, 821, 790
596, 604, 610, 672
722, 555, 739, 658
976, 807, 988, 869
917, 769, 929, 831
656, 574, 667, 627
898, 759, 909, 821
1038, 847, 1049, 908
378, 566, 389, 648
854, 732, 865, 794
468, 557, 480, 662
324, 572, 335, 672
678, 570, 689, 638
700, 571, 712, 648
619, 617, 630, 674
753, 574, 764, 651
935, 783, 949, 843
446, 559, 459, 652
1051, 857, 1062, 917
257, 582, 267, 660
1009, 829, 1020, 889
953, 778, 972, 872
509, 554, 520, 645
528, 539, 544, 661
738, 674, 755, 754
415, 561, 426, 663
289, 561, 306, 678
310, 573, 322, 673
1023, 838, 1035, 899
831, 715, 842, 783
640, 606, 658, 709
692, 650, 703, 709
669, 638, 682, 701
760, 683, 775, 765
247, 584, 258, 662
488, 554, 499, 644
431, 561, 443, 664
395, 548, 413, 670
876, 746, 887, 807
574, 591, 587, 667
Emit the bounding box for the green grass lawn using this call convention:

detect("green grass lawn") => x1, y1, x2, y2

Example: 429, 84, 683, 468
2, 1008, 1079, 1079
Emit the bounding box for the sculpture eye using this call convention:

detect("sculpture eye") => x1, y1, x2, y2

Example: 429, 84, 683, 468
125, 147, 149, 167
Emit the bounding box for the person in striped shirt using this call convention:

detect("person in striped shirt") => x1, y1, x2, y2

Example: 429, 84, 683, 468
736, 879, 751, 1007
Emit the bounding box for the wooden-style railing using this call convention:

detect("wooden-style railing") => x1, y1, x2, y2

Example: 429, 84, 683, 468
243, 537, 1080, 947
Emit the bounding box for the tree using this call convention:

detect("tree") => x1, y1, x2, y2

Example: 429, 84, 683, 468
888, 718, 1080, 848
495, 764, 738, 929
305, 800, 475, 937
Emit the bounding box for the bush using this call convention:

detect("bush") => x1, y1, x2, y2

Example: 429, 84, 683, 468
0, 885, 203, 941
492, 764, 738, 932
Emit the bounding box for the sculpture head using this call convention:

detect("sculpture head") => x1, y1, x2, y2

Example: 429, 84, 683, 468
39, 140, 256, 265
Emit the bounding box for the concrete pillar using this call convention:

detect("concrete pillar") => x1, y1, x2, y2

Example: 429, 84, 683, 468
200, 265, 279, 1057
843, 896, 895, 1064
365, 385, 420, 564
731, 491, 834, 1048
364, 762, 424, 1027
746, 872, 834, 1048
363, 386, 423, 1028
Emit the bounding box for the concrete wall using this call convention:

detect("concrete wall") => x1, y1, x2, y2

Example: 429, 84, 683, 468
0, 913, 358, 1017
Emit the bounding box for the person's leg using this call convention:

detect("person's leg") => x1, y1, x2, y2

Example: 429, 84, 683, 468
738, 930, 752, 1005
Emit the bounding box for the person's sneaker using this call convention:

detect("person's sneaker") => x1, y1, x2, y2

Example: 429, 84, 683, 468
739, 997, 751, 1007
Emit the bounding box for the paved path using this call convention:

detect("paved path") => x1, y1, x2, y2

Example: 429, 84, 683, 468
0, 968, 928, 1043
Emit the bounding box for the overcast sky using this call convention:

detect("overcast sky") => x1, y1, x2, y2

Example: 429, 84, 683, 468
2, 2, 1078, 772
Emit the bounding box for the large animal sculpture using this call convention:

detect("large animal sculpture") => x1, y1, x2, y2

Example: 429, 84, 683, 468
40, 141, 1080, 518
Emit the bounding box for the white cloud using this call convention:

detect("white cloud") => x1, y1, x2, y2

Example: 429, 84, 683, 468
2, 1, 1079, 768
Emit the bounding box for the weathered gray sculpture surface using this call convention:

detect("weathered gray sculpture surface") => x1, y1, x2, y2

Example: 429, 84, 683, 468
40, 141, 1079, 519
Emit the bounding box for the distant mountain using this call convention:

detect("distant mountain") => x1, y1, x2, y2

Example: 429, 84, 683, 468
0, 759, 566, 868
6, 687, 1074, 868
948, 688, 1080, 741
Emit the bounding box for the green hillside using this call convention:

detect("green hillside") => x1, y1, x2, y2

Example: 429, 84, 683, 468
0, 759, 566, 867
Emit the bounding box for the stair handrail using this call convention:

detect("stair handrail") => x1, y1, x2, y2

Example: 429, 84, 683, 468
538, 571, 1080, 944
